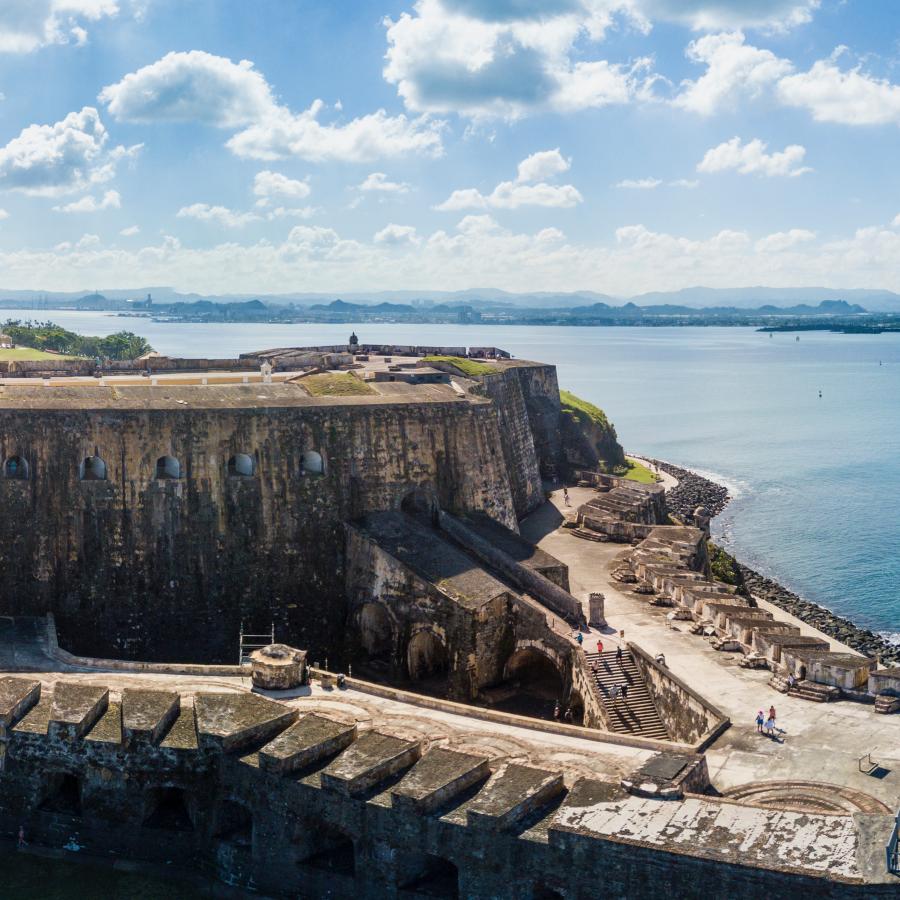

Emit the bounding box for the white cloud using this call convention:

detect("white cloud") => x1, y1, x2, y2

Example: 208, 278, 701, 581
0, 0, 120, 54
100, 50, 275, 127
698, 137, 811, 177
359, 172, 411, 193
754, 228, 815, 253
54, 188, 120, 212
777, 57, 900, 126
670, 178, 700, 188
516, 148, 569, 182
893, 213, 900, 229
674, 32, 792, 116
0, 208, 8, 220
374, 223, 420, 246
630, 1, 820, 31
0, 106, 137, 197
101, 51, 443, 162
615, 177, 661, 189
436, 148, 582, 210
176, 203, 261, 228
75, 232, 100, 248
253, 170, 311, 202
120, 224, 139, 235
265, 206, 317, 220
383, 0, 645, 118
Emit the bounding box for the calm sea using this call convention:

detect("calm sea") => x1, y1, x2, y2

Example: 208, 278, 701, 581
4, 311, 899, 643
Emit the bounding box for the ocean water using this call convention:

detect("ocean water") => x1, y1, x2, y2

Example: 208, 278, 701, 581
3, 311, 898, 641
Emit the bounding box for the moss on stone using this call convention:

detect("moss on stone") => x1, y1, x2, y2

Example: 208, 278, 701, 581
301, 372, 376, 396
708, 541, 744, 589
422, 355, 495, 377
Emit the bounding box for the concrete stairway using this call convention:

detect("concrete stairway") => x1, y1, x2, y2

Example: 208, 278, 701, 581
768, 673, 840, 702
583, 651, 669, 740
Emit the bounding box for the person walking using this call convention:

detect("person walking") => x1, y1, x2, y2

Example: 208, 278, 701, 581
17, 825, 25, 849
597, 639, 604, 655
564, 707, 573, 723
616, 645, 623, 664
765, 715, 775, 737
576, 631, 583, 647
620, 682, 628, 700
769, 704, 777, 724
755, 710, 764, 733
553, 701, 561, 721
563, 486, 570, 506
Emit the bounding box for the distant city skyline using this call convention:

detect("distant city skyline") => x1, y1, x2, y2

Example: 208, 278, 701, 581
0, 0, 899, 294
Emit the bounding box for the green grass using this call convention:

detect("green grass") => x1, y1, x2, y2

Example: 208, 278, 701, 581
621, 456, 658, 484
301, 372, 376, 396
559, 389, 611, 429
421, 355, 495, 377
0, 347, 80, 360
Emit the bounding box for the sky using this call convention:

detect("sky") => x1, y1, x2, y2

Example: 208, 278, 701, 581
0, 0, 899, 297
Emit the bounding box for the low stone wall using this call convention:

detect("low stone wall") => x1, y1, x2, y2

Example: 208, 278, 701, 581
628, 642, 730, 748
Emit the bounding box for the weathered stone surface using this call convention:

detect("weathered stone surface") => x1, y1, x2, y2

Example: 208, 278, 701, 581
48, 682, 109, 740
194, 692, 297, 752
320, 730, 421, 796
122, 689, 180, 745
391, 747, 490, 813
466, 763, 564, 831
250, 644, 307, 690
0, 677, 40, 737
258, 713, 356, 775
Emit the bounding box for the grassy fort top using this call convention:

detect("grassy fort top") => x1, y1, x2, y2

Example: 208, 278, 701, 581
0, 344, 540, 410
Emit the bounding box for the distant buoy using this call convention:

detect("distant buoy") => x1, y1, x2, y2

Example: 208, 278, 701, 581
796, 335, 800, 342
818, 390, 822, 398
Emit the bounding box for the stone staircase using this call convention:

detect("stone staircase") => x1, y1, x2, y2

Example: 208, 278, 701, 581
583, 651, 669, 740
874, 692, 900, 714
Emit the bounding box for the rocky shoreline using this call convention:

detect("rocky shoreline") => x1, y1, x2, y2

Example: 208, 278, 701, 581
648, 457, 900, 668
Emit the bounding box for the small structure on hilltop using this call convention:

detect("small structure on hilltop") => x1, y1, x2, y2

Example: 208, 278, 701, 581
250, 644, 307, 690
0, 334, 12, 350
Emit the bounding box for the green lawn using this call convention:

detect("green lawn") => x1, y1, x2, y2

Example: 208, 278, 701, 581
622, 456, 658, 484
301, 372, 376, 396
421, 355, 496, 377
0, 347, 80, 361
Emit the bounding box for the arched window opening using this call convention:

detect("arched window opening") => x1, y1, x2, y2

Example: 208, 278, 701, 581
299, 823, 356, 875
213, 799, 253, 846
494, 647, 564, 721
80, 456, 107, 481
300, 450, 324, 477
4, 456, 28, 480
143, 787, 194, 831
155, 455, 181, 480
400, 854, 459, 898
227, 453, 255, 478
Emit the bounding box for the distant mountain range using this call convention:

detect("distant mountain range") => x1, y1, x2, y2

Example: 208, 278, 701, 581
1, 285, 899, 312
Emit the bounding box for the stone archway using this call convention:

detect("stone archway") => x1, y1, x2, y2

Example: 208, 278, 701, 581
492, 642, 566, 721
358, 602, 393, 661
407, 629, 448, 683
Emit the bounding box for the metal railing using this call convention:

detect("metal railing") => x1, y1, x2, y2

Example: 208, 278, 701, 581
238, 622, 275, 664
887, 808, 900, 875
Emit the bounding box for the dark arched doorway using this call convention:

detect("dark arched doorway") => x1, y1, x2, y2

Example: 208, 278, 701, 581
406, 630, 448, 694
356, 602, 394, 678
493, 646, 564, 721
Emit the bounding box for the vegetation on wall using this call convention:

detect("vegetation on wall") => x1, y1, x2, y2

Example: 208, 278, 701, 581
559, 389, 611, 429
421, 355, 495, 377
708, 541, 745, 589
300, 372, 377, 396
558, 388, 626, 471
2, 320, 153, 361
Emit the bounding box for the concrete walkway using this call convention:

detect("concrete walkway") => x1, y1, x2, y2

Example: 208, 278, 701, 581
522, 487, 900, 807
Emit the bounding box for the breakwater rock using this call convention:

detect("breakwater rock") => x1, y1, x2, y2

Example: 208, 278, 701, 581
740, 567, 900, 667
646, 458, 730, 521
646, 456, 900, 668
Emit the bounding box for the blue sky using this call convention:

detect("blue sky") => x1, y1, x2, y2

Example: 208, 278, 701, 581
0, 0, 899, 296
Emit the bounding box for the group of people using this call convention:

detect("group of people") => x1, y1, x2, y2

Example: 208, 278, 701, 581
553, 701, 575, 723
755, 704, 782, 738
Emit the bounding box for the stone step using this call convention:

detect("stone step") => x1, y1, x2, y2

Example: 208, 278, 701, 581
258, 713, 357, 775
466, 763, 565, 832
320, 730, 421, 797
874, 693, 900, 714
0, 677, 41, 739
48, 683, 109, 741
122, 689, 180, 746
194, 692, 298, 753
391, 747, 490, 814
570, 528, 608, 543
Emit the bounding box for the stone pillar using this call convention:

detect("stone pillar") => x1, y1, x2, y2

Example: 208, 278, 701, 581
588, 593, 605, 628
250, 644, 307, 690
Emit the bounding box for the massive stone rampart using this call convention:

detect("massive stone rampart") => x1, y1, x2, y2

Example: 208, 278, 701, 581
0, 395, 516, 663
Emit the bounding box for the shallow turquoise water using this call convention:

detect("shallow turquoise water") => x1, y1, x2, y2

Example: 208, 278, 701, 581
5, 312, 898, 641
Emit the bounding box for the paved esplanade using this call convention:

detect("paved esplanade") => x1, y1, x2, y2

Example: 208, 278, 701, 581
522, 485, 900, 806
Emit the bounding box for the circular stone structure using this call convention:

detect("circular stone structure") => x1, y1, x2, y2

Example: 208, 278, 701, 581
250, 644, 307, 690
721, 780, 891, 815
